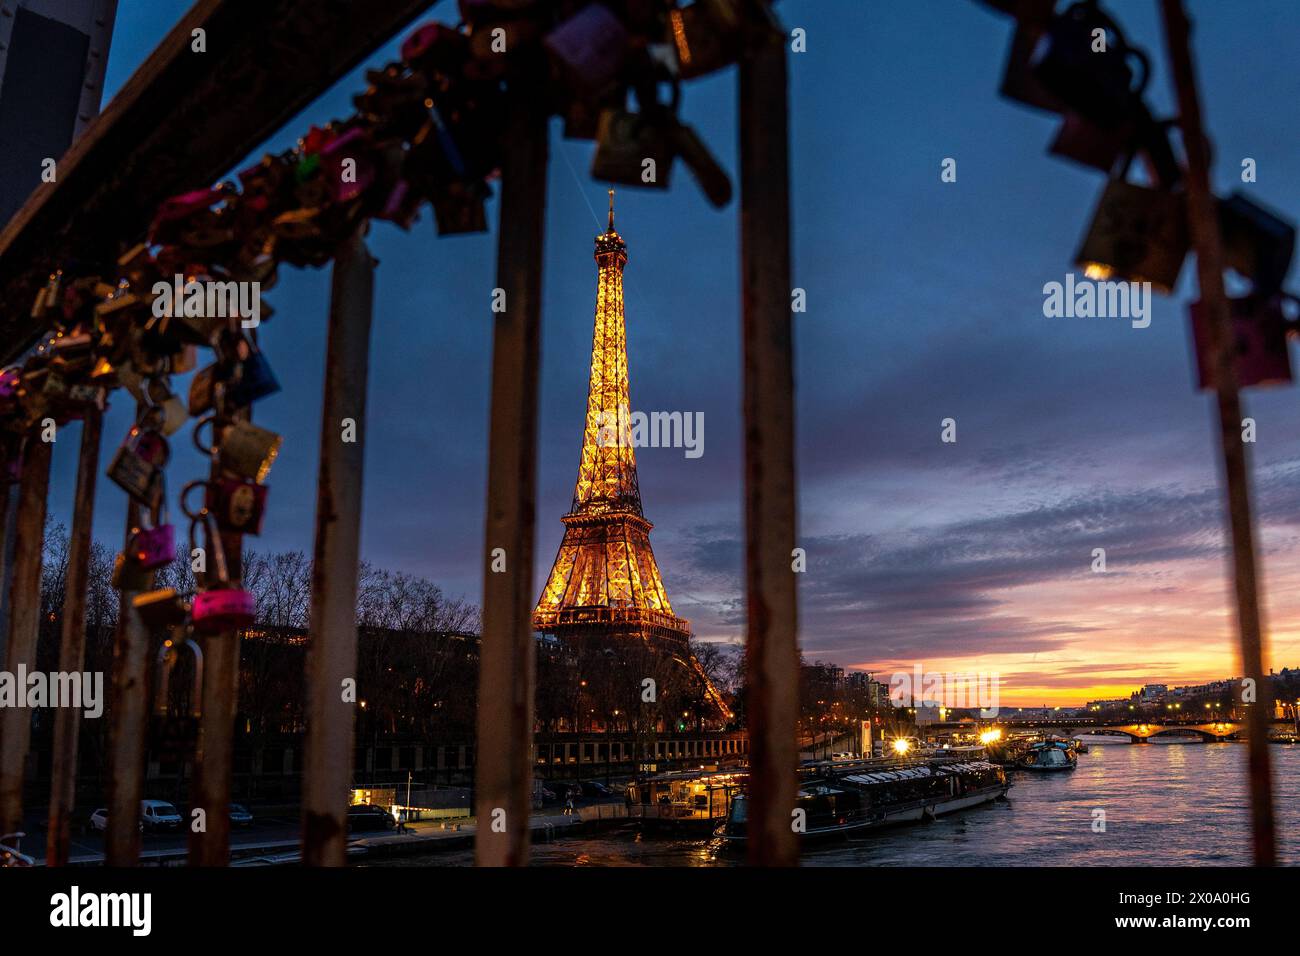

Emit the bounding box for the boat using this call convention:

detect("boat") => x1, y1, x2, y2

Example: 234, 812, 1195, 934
717, 748, 1009, 844
1018, 739, 1077, 771
626, 768, 747, 833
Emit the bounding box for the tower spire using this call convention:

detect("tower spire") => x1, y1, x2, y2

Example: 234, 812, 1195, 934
607, 187, 615, 233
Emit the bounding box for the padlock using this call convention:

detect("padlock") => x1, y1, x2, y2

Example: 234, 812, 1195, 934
157, 393, 188, 436
430, 180, 490, 236
670, 0, 744, 80
321, 126, 377, 204
592, 109, 673, 189
225, 337, 281, 407
209, 476, 269, 536
111, 550, 152, 592
187, 363, 224, 416
106, 413, 170, 507
127, 499, 176, 571
401, 21, 470, 77
544, 2, 628, 95
150, 634, 202, 763
1030, 0, 1149, 127
150, 187, 223, 245
170, 344, 198, 376
188, 512, 256, 634
1217, 193, 1296, 295
1189, 294, 1295, 391
1074, 177, 1188, 293
133, 588, 191, 630
67, 382, 106, 406
31, 270, 63, 321
195, 416, 281, 482
49, 330, 94, 369
353, 66, 431, 142
0, 366, 20, 409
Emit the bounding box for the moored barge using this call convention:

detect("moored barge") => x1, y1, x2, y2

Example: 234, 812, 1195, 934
717, 748, 1009, 843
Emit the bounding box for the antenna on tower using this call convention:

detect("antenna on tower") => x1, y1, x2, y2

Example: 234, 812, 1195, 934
607, 187, 616, 233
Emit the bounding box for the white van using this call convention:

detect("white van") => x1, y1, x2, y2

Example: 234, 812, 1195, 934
140, 800, 183, 831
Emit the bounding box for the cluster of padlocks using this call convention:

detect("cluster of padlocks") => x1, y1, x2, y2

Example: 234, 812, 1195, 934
0, 1, 774, 751
991, 0, 1296, 383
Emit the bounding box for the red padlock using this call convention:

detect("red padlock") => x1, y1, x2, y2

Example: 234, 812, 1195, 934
209, 476, 269, 536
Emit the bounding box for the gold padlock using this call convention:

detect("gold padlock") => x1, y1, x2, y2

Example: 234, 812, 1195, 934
216, 419, 282, 483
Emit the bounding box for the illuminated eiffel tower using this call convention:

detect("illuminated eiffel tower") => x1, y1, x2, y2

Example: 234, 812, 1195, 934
533, 191, 727, 718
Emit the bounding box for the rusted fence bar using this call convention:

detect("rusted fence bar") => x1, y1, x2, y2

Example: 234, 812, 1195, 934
1159, 0, 1275, 866
0, 432, 53, 837
739, 37, 800, 866
302, 227, 376, 866
0, 482, 13, 655
474, 92, 548, 867
105, 405, 152, 865
188, 417, 248, 867
46, 407, 104, 865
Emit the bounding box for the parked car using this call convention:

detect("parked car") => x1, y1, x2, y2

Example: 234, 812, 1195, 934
345, 803, 395, 832
87, 809, 142, 834
140, 800, 183, 832
579, 780, 613, 798
229, 804, 254, 827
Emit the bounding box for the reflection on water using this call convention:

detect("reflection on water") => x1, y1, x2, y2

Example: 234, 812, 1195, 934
383, 740, 1300, 866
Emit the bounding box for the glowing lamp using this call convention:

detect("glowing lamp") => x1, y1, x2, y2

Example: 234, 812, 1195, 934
1075, 178, 1188, 293
892, 739, 912, 755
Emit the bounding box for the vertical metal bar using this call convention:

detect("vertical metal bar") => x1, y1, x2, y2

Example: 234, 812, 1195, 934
46, 407, 103, 865
0, 481, 13, 662
302, 226, 375, 866
188, 419, 247, 867
0, 432, 53, 836
105, 403, 152, 865
474, 91, 547, 867
740, 36, 800, 866
1160, 0, 1275, 866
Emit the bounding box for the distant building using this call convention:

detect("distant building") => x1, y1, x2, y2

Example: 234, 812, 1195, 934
846, 670, 888, 709
1085, 697, 1130, 711
1139, 684, 1168, 703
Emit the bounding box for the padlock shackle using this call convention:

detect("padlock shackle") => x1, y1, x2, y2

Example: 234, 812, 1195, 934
188, 509, 231, 588
179, 478, 212, 521
192, 413, 218, 457
154, 638, 204, 718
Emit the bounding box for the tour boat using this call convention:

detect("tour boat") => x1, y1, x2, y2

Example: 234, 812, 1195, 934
716, 751, 1010, 844
1017, 739, 1077, 771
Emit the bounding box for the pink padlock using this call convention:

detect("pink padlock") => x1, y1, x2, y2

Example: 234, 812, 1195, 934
129, 522, 175, 570
322, 127, 375, 203
192, 589, 256, 634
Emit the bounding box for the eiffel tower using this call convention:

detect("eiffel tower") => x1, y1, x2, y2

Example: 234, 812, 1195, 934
533, 191, 727, 719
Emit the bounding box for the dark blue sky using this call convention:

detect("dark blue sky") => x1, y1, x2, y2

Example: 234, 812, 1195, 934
44, 0, 1300, 702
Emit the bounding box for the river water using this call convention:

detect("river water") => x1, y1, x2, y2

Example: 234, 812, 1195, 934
393, 738, 1300, 866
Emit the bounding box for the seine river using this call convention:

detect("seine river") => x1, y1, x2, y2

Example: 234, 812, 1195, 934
410, 738, 1300, 866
